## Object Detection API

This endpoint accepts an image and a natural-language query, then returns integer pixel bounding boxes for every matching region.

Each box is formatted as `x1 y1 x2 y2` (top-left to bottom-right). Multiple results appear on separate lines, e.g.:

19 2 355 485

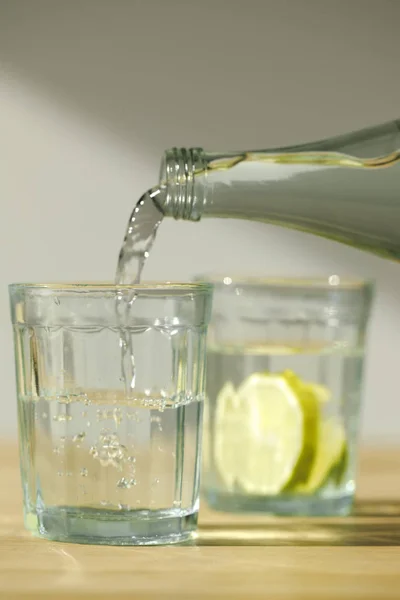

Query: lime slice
232 372 319 495
283 370 331 405
296 417 347 493
214 382 243 490
308 383 331 404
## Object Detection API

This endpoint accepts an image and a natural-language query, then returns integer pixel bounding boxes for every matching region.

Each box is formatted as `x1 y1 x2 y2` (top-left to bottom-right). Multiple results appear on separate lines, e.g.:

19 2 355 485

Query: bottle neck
158 148 207 221
156 119 400 241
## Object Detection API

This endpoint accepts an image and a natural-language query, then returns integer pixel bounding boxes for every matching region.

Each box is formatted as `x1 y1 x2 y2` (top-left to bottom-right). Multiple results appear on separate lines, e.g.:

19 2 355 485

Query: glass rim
193 274 374 291
9 281 213 294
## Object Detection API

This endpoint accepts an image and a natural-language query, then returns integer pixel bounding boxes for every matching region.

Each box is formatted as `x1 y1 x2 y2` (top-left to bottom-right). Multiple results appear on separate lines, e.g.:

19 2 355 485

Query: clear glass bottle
155 119 400 260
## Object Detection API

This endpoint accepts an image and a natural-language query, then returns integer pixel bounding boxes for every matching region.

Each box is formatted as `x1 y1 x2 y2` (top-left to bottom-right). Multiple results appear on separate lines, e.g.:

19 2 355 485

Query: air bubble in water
113 408 122 427
73 432 86 444
57 396 71 404
90 432 127 469
127 411 140 422
117 477 129 489
117 477 136 489
53 413 72 422
97 409 111 422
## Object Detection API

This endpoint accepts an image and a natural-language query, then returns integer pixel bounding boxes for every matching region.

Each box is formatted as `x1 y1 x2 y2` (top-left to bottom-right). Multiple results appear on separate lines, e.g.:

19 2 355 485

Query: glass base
25 506 198 545
205 490 354 516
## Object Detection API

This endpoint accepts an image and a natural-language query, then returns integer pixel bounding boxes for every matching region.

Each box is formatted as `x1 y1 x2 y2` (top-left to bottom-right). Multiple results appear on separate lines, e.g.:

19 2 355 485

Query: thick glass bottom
25 506 198 545
205 490 354 516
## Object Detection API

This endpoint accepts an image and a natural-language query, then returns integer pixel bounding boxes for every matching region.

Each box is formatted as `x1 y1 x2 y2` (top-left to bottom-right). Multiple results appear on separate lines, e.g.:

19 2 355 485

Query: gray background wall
0 0 399 440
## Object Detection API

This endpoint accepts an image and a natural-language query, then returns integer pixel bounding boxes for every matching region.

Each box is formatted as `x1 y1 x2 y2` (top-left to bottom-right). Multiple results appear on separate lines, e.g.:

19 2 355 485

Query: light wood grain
0 443 400 599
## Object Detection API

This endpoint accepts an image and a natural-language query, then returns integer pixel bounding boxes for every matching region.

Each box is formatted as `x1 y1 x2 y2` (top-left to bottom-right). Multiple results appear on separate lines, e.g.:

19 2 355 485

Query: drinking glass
197 276 373 516
9 282 212 545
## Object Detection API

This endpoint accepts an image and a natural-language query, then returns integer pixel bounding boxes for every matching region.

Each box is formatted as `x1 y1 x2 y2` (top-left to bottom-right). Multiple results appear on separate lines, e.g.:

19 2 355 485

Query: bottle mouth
159 148 206 221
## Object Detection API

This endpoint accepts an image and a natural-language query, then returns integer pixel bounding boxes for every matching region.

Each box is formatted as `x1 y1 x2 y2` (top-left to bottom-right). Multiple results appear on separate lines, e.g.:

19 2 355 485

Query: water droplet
86 421 91 427
127 456 136 464
66 471 73 477
53 447 60 455
80 467 88 477
173 500 181 508
41 412 48 419
57 471 63 477
153 478 160 485
73 432 86 444
60 436 66 443
158 446 164 453
81 410 88 417
54 296 60 306
118 503 129 510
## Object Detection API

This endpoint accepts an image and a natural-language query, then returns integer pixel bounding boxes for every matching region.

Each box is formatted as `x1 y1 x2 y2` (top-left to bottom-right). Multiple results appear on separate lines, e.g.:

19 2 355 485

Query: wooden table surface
1 443 400 599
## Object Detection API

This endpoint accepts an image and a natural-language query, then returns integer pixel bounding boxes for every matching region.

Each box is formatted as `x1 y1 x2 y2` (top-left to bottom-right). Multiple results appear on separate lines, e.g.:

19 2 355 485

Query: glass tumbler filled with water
10 282 212 545
117 118 400 285
198 276 373 516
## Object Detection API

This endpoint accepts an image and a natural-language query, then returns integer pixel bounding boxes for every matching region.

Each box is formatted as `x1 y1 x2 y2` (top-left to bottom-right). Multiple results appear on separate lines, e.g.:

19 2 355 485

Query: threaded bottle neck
158 147 207 221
